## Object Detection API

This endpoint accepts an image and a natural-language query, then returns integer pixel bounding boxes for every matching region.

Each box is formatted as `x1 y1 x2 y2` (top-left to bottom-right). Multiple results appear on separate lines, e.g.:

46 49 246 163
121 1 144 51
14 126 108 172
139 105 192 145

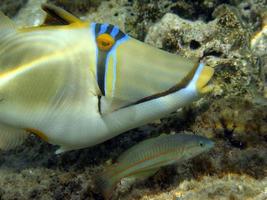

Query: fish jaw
187 63 214 95
98 36 200 114
100 64 207 136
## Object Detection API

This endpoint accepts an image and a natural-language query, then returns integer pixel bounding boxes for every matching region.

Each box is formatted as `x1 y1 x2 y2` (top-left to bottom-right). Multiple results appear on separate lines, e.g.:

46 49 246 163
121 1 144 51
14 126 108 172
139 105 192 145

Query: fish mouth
196 65 214 94
207 140 215 150
120 63 214 109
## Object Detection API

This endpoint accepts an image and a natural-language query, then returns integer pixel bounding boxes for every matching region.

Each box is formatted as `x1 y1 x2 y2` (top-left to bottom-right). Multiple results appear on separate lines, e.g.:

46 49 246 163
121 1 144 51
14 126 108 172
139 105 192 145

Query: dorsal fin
0 11 16 38
41 3 82 25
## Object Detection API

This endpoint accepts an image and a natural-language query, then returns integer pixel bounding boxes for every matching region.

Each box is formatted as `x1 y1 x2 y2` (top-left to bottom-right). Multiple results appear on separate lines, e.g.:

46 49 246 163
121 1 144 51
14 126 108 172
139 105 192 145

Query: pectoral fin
41 3 82 25
55 146 73 154
0 123 28 150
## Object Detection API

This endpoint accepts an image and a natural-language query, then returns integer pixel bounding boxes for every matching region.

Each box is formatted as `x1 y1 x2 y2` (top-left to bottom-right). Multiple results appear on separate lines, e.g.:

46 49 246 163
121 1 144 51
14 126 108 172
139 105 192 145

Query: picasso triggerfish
0 4 214 153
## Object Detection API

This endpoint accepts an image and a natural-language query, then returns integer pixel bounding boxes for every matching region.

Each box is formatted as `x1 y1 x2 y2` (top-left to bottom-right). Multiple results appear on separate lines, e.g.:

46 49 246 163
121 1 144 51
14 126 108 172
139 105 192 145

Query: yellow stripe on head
106 54 115 96
196 65 214 94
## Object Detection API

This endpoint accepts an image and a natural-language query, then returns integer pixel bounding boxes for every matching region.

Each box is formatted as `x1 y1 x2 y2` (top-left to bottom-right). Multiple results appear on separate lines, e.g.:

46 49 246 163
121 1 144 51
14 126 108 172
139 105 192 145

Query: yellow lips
196 65 214 94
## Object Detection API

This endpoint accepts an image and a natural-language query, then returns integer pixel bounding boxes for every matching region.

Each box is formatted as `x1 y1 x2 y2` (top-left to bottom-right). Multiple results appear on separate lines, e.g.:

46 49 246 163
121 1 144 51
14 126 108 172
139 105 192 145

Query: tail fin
0 123 28 150
95 166 120 200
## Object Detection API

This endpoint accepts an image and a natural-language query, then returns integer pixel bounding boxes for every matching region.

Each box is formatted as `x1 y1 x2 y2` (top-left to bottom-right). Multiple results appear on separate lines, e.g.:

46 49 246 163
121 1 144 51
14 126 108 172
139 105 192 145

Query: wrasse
96 133 214 199
0 4 214 153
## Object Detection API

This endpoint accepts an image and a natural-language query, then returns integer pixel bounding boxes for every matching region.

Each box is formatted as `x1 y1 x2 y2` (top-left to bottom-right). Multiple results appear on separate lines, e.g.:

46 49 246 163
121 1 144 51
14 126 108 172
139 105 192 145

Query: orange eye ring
96 33 115 51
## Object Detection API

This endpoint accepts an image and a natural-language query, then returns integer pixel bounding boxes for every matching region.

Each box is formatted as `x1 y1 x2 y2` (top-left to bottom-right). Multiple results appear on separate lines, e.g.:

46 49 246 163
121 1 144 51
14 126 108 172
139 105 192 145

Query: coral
171 174 267 200
145 8 261 100
0 0 28 17
80 0 131 33
13 0 48 27
235 0 267 31
0 0 266 200
47 0 102 15
193 97 267 147
250 11 267 97
140 174 267 200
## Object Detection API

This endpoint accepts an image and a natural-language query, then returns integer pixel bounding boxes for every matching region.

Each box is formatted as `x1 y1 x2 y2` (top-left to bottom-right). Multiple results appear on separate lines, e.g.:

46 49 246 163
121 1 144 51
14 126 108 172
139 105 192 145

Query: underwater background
0 0 266 199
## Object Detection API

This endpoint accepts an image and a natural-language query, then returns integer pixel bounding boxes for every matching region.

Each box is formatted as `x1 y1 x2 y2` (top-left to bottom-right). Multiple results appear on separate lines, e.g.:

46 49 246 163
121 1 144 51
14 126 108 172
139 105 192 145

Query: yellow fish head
91 23 214 113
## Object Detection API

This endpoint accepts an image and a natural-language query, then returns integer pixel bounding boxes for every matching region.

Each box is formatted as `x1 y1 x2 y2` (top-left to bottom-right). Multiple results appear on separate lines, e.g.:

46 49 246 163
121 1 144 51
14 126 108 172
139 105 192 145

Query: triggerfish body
96 133 214 199
0 4 214 153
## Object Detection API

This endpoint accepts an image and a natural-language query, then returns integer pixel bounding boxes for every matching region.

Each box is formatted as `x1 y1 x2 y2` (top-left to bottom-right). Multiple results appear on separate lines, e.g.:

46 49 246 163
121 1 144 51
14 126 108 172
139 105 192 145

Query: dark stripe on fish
118 61 200 110
96 50 108 96
106 25 114 34
115 30 126 41
95 23 101 36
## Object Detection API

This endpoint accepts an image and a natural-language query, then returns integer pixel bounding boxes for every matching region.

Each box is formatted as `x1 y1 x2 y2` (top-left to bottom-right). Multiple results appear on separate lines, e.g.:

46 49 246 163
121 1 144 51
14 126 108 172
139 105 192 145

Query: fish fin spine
55 146 73 154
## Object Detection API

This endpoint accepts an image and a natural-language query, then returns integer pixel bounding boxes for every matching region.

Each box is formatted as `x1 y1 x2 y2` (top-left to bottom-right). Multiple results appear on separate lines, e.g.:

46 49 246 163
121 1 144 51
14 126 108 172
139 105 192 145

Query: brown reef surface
0 0 266 200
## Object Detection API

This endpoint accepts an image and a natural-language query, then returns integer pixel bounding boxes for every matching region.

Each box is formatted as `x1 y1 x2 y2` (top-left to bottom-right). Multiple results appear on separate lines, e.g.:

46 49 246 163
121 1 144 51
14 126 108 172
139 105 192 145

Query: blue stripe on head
187 62 204 91
191 63 204 84
99 23 109 35
110 26 120 38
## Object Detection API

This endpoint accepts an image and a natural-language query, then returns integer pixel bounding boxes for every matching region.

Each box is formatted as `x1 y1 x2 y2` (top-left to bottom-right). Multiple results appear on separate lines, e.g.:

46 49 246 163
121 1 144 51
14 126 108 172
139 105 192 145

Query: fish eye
199 141 205 147
96 33 115 51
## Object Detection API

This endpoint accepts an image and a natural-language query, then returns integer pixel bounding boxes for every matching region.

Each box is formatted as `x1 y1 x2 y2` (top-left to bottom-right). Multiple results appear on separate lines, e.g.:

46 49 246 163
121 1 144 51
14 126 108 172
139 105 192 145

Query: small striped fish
96 133 214 199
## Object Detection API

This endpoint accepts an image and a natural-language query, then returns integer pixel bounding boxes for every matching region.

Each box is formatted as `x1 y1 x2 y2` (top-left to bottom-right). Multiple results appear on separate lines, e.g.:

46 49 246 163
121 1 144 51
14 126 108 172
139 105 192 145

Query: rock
0 0 266 200
145 8 261 100
14 0 47 27
0 0 28 18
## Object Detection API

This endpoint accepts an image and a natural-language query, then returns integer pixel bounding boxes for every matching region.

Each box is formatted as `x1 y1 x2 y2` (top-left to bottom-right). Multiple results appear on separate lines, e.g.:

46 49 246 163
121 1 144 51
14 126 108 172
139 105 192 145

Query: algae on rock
0 0 266 200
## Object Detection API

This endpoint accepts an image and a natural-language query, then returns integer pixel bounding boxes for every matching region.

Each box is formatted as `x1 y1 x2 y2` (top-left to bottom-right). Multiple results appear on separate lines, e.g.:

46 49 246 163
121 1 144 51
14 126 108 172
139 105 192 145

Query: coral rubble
0 0 266 200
